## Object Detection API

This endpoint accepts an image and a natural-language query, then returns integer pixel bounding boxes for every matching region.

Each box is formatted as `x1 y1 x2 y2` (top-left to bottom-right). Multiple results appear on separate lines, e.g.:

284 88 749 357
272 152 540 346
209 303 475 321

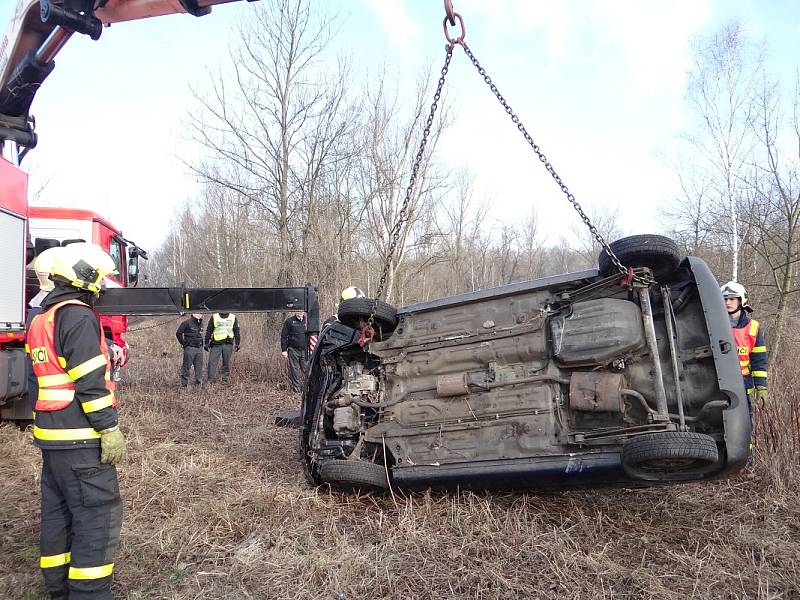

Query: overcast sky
1 0 796 252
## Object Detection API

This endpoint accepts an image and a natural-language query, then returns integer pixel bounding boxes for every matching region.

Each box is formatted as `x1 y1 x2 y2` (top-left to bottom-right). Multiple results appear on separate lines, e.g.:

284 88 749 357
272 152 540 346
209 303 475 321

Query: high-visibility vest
212 313 236 342
732 318 759 377
26 299 116 412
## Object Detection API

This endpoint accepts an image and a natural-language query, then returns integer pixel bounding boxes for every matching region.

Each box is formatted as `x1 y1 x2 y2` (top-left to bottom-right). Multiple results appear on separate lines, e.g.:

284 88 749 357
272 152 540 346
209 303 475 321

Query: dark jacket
34 287 118 449
176 317 204 347
281 315 307 352
204 313 241 347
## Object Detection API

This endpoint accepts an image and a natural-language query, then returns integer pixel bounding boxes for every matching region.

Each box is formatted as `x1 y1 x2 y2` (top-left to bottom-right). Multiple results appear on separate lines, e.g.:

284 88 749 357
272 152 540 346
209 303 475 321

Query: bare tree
355 68 451 302
684 23 763 281
187 0 343 285
742 74 800 355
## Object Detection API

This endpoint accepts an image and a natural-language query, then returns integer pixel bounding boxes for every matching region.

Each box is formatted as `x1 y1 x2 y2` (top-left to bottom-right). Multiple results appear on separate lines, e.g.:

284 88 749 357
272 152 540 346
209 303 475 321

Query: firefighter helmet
50 242 116 294
32 247 65 292
721 281 749 310
340 286 365 301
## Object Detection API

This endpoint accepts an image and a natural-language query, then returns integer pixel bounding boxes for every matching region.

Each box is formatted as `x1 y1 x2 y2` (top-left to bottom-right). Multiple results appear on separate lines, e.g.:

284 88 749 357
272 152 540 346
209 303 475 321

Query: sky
1 0 797 253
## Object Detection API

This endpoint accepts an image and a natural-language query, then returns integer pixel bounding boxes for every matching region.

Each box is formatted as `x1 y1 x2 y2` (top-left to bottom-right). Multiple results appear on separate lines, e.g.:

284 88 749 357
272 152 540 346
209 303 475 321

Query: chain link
126 314 183 333
364 45 455 338
458 43 653 286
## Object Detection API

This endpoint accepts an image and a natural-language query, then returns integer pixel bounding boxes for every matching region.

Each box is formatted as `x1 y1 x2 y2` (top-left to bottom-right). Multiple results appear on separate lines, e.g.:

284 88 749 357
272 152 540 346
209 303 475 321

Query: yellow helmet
32 246 65 292
340 286 365 301
50 242 116 294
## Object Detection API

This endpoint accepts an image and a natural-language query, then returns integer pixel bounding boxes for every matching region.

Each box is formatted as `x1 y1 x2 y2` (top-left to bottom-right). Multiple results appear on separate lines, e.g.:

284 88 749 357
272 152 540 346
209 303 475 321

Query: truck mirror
128 255 139 286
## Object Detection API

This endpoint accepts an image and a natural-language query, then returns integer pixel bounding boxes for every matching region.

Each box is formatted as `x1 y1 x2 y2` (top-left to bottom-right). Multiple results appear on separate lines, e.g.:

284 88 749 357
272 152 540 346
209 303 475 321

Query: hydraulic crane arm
0 0 256 149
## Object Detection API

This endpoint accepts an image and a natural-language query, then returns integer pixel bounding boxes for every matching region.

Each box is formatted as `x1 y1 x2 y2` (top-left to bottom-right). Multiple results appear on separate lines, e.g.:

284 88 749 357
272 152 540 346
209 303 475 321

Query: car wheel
622 431 719 481
319 460 389 493
598 234 681 280
337 297 399 334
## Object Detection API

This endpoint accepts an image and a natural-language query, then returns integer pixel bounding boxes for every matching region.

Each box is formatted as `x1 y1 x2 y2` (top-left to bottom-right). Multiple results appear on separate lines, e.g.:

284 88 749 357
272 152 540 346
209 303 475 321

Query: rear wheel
598 234 681 281
622 431 719 481
319 460 389 493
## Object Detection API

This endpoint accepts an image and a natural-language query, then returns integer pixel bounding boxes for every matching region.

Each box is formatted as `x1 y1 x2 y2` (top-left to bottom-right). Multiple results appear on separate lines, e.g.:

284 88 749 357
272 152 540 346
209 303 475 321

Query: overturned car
300 235 751 492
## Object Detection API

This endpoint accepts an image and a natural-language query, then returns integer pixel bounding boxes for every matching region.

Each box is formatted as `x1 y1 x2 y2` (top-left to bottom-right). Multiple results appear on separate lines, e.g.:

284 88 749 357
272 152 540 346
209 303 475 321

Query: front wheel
319 460 389 493
622 431 720 481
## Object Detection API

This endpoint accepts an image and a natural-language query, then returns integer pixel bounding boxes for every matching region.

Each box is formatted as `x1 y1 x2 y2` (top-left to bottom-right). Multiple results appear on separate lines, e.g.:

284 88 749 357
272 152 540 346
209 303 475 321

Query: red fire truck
0 0 253 420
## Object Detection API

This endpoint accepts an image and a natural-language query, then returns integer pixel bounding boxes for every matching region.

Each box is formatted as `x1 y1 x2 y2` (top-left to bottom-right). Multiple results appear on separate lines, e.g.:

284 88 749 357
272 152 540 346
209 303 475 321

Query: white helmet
51 242 117 294
721 281 750 311
32 247 65 292
340 286 365 301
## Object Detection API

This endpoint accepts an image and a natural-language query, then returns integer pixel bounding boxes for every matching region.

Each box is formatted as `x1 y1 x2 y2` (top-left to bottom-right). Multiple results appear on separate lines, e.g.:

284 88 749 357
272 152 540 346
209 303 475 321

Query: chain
363 44 455 339
126 314 183 333
457 42 653 286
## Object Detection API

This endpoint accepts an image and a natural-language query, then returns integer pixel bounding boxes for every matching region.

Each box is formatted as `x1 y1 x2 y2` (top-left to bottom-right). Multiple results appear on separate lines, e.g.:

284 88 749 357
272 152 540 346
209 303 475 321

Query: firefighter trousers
40 447 122 600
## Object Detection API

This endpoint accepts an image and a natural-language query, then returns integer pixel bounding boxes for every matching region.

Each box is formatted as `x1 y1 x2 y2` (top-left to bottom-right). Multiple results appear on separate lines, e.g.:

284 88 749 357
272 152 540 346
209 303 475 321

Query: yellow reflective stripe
33 426 101 441
749 321 759 336
69 563 114 580
40 552 70 568
38 389 75 401
81 393 115 413
67 355 107 380
58 357 67 368
37 373 73 387
24 343 30 352
752 346 766 353
751 371 768 378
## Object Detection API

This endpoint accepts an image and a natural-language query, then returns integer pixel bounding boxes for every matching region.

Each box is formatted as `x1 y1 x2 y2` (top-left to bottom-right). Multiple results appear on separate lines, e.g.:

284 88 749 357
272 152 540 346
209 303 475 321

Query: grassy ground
0 324 798 599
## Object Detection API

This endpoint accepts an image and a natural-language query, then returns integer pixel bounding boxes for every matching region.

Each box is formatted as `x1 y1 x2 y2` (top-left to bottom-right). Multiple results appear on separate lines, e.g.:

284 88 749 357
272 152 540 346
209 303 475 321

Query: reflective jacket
205 313 240 346
26 299 117 449
731 312 767 391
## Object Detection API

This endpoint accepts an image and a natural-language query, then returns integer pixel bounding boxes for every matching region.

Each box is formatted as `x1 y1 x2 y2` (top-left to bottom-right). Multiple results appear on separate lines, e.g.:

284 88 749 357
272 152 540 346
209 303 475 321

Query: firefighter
280 310 309 392
721 281 768 406
26 242 126 600
175 313 205 388
204 312 240 384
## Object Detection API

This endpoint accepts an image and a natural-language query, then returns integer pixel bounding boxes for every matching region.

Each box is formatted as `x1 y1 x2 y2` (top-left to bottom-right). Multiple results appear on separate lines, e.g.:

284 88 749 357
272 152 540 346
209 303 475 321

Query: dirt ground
1 325 798 599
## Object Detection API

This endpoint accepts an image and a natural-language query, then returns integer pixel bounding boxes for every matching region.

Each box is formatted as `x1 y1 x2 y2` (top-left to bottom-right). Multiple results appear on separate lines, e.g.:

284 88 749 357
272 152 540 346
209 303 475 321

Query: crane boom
0 0 255 150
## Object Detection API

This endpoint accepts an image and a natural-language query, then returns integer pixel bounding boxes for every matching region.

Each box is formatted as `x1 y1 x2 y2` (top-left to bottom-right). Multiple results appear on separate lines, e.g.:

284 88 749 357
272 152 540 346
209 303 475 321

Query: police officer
721 281 768 406
280 310 310 392
26 242 126 600
204 312 240 384
176 313 205 388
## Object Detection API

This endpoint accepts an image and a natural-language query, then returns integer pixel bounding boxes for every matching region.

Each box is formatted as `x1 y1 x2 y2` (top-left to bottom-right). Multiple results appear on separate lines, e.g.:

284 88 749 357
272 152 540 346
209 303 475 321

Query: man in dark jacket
176 313 204 388
27 242 126 600
281 311 308 392
204 312 240 384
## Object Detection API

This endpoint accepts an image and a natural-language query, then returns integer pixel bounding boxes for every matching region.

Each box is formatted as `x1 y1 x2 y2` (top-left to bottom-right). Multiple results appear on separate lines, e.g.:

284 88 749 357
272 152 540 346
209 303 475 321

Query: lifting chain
361 44 455 344
361 1 651 344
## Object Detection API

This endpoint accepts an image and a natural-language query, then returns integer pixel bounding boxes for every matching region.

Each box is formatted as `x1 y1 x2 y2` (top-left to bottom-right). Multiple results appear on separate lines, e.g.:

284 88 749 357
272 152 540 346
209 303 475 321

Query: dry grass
1 324 798 599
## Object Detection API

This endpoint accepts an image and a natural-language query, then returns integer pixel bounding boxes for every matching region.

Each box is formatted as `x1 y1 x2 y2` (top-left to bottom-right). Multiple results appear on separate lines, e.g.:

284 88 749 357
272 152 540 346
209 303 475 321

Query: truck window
109 238 123 281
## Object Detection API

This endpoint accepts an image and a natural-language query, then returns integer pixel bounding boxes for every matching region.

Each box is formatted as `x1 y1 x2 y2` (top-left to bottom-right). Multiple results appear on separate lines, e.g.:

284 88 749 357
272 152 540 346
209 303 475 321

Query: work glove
100 427 127 465
281 351 288 359
755 386 768 408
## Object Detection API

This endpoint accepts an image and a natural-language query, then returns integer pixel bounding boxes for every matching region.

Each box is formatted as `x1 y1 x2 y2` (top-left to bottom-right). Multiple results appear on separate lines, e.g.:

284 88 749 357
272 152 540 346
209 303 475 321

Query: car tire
337 297 399 334
598 234 681 280
622 431 720 481
319 460 389 493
